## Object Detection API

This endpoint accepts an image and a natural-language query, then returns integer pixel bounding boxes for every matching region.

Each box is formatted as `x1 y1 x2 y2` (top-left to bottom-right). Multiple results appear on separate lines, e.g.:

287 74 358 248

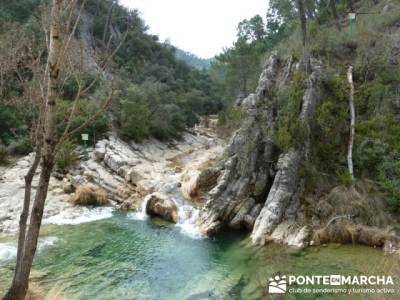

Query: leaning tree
2 0 127 298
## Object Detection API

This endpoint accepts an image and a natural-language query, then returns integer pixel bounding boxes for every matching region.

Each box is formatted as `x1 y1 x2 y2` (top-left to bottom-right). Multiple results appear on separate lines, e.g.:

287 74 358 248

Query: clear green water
1 212 399 299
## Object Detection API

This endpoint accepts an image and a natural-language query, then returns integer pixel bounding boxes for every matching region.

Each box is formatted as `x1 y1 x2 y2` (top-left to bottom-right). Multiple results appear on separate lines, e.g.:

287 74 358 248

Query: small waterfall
124 131 224 240
129 195 151 221
129 194 203 239
176 205 202 239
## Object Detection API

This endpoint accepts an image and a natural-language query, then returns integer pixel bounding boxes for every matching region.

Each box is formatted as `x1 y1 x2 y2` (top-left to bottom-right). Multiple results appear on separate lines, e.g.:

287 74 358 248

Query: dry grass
26 284 68 300
25 284 43 300
311 180 399 249
315 180 392 228
327 181 392 227
69 184 108 206
313 223 398 248
44 286 67 300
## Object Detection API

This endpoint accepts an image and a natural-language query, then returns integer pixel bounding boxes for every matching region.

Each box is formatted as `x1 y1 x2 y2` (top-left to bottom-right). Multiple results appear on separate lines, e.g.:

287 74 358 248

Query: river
1 210 399 299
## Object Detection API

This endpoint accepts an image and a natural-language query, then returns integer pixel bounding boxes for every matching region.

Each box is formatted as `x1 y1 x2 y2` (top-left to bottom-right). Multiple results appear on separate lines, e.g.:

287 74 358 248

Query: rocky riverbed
1 109 399 253
0 124 224 237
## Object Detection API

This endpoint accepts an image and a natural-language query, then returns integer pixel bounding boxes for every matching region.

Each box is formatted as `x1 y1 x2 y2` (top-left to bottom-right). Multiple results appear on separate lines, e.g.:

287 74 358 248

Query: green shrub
353 139 400 211
0 104 30 145
149 104 186 140
56 99 108 144
115 81 190 141
230 107 245 129
355 80 389 116
217 110 227 127
7 138 33 155
216 106 244 138
312 74 349 172
55 140 79 174
273 71 306 151
0 146 9 165
377 157 400 212
274 121 292 151
336 168 353 186
0 0 41 23
356 114 400 151
354 139 387 178
119 100 151 142
62 72 99 100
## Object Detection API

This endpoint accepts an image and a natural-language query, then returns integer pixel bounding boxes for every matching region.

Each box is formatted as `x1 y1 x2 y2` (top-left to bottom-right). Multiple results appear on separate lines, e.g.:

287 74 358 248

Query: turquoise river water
0 211 399 299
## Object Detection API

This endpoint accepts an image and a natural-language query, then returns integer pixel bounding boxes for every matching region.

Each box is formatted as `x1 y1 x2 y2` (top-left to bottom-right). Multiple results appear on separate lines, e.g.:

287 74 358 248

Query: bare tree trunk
329 0 341 31
347 65 355 181
4 0 123 297
2 1 63 299
10 144 41 289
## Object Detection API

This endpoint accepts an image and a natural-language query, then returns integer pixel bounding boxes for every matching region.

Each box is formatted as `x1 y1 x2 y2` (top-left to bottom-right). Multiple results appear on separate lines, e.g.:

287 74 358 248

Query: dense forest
0 0 225 152
175 48 212 70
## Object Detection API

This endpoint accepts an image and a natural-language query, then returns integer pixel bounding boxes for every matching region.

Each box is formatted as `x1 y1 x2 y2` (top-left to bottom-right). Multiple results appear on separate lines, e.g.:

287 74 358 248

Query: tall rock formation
197 53 324 246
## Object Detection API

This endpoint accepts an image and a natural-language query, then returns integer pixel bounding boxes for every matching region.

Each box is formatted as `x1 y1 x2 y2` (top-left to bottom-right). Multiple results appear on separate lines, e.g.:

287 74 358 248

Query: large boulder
145 193 178 223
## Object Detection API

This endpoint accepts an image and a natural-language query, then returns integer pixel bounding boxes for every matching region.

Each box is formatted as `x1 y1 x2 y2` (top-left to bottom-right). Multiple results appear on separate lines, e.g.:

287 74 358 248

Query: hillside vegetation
212 0 400 213
0 0 225 153
175 48 212 70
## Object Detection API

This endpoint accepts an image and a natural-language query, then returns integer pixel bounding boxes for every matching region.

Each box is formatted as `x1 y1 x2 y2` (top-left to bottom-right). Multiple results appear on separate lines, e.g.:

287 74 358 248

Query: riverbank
1 213 399 299
1 123 400 299
0 125 223 236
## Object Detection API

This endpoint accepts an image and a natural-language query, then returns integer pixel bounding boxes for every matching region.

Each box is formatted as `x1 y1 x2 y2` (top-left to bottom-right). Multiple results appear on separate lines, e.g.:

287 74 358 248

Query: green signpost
81 133 89 161
348 13 356 35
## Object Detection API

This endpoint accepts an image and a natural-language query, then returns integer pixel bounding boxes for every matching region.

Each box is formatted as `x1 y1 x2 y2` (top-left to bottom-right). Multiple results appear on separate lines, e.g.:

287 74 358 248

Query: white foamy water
129 195 204 239
176 206 203 239
0 236 60 265
0 244 16 263
43 207 114 225
38 236 60 249
128 195 150 221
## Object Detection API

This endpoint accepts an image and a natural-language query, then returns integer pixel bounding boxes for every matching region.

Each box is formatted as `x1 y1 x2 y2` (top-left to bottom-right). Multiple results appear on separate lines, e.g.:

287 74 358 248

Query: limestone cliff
197 48 400 251
197 53 324 246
